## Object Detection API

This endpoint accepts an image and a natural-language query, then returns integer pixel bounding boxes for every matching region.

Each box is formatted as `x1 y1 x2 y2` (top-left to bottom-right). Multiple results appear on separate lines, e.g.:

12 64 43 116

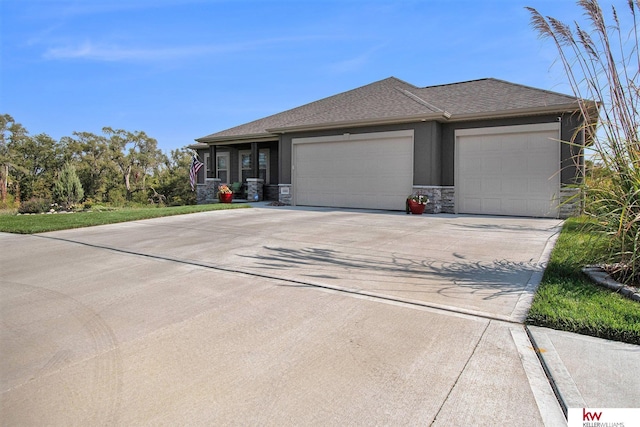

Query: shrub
18 197 51 214
0 193 18 210
53 162 84 210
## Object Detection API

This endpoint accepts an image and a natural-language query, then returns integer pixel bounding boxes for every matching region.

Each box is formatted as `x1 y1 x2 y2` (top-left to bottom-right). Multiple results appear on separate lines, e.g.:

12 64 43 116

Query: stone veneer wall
197 179 220 204
279 184 292 205
413 185 582 218
441 187 455 213
246 178 264 202
559 186 583 219
411 186 455 214
272 183 578 218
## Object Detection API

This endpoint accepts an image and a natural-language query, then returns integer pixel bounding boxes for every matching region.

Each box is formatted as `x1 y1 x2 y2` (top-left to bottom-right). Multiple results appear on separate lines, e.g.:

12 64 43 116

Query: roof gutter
447 103 587 122
195 133 279 144
187 142 209 150
193 101 596 145
266 112 447 134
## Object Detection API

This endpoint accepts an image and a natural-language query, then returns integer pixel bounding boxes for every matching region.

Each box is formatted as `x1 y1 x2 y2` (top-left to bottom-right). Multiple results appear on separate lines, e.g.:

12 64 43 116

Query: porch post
250 142 259 178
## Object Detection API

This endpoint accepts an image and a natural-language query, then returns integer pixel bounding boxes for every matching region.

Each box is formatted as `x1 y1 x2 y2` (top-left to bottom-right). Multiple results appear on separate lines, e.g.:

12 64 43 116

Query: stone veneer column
410 186 455 214
279 184 292 205
559 186 583 218
246 178 264 202
197 178 221 204
440 187 455 213
408 185 581 217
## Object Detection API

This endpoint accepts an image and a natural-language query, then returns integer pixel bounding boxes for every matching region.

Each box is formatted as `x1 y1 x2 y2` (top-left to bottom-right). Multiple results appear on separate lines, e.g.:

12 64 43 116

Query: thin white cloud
25 0 212 20
43 40 226 62
42 35 343 63
326 44 386 74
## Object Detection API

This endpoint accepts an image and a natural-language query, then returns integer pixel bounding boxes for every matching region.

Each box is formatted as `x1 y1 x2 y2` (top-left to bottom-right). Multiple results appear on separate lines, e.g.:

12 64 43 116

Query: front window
259 151 268 182
239 149 269 183
217 153 229 182
240 152 252 182
203 153 211 179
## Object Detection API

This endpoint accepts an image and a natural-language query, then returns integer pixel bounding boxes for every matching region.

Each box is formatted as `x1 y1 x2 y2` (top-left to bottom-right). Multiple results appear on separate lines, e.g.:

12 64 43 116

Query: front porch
197 178 280 204
196 140 279 204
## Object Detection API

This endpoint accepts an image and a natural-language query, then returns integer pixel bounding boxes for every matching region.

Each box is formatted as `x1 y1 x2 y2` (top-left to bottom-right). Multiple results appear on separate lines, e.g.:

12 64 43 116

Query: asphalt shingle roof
197 77 580 142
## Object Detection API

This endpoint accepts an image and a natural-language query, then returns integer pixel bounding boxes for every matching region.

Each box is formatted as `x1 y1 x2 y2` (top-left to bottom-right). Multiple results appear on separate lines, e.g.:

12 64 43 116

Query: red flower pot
408 199 426 215
219 192 233 203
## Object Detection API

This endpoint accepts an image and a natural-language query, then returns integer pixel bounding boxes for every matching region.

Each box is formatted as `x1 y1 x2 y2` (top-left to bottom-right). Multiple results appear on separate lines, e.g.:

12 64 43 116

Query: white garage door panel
456 124 560 218
293 131 414 210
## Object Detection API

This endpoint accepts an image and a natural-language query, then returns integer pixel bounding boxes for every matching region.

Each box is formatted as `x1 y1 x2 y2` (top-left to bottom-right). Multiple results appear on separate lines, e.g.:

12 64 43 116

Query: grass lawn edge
526 217 640 345
0 203 250 234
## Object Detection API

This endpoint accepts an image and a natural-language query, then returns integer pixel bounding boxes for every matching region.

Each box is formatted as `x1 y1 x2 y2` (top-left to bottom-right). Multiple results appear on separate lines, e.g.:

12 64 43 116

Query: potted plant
217 184 233 203
406 193 429 215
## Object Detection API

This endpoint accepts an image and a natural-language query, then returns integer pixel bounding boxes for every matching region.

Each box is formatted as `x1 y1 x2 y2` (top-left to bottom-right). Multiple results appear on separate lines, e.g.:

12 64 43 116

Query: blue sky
1 0 600 153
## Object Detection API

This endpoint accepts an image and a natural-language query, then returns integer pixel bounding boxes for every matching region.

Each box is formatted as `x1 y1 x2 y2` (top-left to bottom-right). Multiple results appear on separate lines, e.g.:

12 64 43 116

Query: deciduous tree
103 127 166 201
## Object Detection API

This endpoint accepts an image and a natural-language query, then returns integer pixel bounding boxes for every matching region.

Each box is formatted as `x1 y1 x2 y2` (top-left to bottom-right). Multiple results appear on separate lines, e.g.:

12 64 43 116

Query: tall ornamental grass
528 0 640 283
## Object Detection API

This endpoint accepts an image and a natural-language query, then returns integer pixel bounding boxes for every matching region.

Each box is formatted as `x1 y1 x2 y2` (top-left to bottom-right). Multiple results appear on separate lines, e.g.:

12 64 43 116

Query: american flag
189 154 204 191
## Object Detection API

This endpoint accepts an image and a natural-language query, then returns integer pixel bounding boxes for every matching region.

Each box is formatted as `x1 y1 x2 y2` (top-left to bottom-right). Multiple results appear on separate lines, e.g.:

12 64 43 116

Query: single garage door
292 130 414 210
455 123 560 218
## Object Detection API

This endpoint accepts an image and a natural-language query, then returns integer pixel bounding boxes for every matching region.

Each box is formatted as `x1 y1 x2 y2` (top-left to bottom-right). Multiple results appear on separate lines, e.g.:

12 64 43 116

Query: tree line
0 113 197 210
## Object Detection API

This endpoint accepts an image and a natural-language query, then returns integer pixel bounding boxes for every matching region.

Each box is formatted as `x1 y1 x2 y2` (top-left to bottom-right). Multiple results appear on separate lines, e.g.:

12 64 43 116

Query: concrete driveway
1 206 565 425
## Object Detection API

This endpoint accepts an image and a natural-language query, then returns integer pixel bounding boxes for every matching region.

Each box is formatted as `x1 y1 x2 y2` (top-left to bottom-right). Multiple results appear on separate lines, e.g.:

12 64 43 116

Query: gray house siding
278 121 443 186
414 121 442 186
194 77 591 216
560 113 585 185
197 113 585 213
277 113 585 188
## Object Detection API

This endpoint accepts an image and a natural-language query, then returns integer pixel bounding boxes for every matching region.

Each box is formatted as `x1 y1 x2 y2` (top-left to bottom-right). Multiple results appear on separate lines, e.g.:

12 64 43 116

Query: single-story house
192 76 594 218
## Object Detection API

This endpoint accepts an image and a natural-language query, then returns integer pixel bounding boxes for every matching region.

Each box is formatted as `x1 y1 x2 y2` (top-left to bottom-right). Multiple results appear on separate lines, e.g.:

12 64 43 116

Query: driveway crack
429 320 491 426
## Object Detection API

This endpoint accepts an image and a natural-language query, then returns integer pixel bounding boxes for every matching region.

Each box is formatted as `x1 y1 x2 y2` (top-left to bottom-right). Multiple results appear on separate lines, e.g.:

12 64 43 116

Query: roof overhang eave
447 103 586 122
187 142 209 150
195 132 279 145
266 113 448 134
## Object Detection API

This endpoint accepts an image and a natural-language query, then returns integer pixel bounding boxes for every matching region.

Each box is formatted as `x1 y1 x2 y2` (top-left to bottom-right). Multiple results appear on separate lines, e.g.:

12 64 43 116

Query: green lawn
527 217 640 345
0 203 249 234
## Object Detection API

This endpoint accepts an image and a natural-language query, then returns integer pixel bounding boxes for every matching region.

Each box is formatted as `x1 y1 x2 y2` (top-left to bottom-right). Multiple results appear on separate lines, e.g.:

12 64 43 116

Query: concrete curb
511 224 563 323
525 325 585 418
511 327 567 426
582 266 640 302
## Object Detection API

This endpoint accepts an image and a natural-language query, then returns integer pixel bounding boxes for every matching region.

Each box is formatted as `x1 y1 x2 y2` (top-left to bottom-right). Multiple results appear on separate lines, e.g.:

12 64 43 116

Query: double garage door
291 124 561 217
292 130 414 210
456 123 561 218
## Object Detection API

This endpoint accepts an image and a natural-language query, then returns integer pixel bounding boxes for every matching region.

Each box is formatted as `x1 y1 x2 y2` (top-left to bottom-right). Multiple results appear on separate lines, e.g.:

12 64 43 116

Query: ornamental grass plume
527 0 640 283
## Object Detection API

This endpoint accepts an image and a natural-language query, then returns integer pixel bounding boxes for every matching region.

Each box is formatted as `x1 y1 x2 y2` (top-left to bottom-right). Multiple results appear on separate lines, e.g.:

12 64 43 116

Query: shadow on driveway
240 245 542 302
